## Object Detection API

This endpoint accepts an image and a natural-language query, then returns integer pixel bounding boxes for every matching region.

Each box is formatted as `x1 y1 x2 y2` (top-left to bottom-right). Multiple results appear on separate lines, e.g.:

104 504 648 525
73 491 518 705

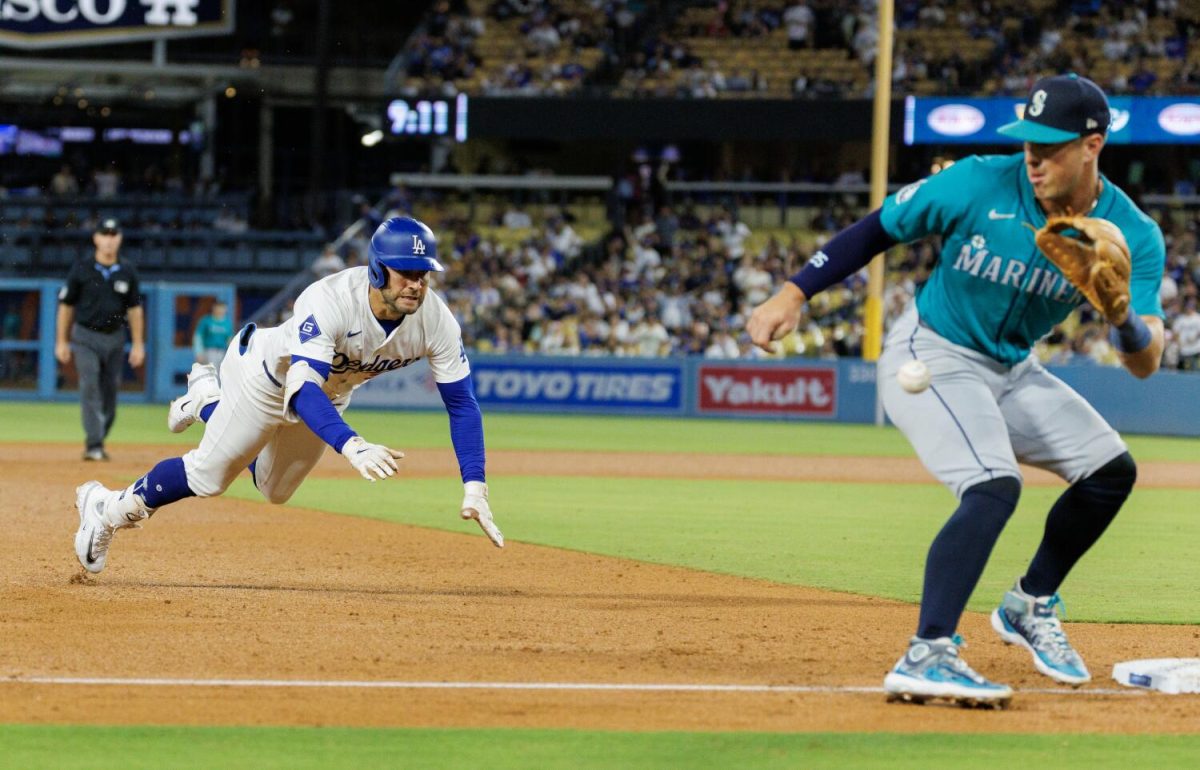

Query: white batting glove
461 481 504 548
340 436 404 481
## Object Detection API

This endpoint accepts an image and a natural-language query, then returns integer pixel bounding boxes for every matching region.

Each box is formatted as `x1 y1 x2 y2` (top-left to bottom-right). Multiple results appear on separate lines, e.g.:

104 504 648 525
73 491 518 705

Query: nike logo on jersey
988 209 1016 220
347 330 362 338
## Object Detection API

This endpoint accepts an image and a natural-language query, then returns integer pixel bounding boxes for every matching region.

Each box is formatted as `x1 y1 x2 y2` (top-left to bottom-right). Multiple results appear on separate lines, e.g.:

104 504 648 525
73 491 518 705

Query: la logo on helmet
1029 90 1047 117
412 236 426 255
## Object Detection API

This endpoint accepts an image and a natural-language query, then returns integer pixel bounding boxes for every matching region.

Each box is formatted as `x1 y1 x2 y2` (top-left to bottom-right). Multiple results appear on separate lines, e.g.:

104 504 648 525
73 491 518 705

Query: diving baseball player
74 216 503 575
748 75 1164 707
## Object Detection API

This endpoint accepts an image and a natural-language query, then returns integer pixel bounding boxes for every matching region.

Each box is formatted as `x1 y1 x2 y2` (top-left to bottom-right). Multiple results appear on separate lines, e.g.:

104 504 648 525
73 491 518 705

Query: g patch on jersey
298 314 322 343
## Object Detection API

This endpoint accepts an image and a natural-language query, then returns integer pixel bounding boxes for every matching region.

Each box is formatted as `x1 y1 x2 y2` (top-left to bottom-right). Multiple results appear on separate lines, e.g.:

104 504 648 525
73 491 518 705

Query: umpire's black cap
95 217 121 235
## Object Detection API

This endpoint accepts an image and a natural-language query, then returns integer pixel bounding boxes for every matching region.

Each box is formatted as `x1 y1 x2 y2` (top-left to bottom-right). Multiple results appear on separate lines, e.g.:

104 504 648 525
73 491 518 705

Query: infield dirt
2 443 1198 734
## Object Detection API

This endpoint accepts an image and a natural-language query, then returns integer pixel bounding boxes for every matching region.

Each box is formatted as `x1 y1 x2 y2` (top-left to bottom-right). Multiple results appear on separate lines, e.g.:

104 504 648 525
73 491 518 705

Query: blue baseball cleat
883 634 1012 708
991 580 1091 686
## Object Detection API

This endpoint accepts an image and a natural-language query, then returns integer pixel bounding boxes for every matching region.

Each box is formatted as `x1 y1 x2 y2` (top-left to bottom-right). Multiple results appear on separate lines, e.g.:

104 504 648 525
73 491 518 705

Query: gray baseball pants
71 324 126 451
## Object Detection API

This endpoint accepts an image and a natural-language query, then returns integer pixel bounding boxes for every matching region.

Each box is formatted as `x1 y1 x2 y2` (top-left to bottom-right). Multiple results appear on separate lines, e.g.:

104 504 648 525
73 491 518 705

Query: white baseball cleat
167 362 221 433
74 481 122 574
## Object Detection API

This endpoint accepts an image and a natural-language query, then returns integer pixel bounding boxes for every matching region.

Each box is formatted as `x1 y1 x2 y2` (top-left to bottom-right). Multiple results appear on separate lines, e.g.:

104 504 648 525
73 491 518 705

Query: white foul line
2 676 1144 696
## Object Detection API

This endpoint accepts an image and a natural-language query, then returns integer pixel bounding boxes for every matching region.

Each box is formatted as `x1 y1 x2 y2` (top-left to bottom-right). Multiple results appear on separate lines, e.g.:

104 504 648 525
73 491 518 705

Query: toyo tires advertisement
472 360 684 414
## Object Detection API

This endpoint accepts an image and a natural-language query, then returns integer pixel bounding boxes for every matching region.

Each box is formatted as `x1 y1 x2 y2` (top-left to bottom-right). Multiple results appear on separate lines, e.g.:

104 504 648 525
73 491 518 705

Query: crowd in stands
400 0 1198 100
295 192 1200 372
0 163 251 233
399 0 642 98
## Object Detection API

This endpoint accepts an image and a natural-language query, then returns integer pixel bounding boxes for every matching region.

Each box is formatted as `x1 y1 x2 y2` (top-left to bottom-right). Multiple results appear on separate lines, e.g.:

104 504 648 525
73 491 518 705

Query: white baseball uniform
182 266 469 502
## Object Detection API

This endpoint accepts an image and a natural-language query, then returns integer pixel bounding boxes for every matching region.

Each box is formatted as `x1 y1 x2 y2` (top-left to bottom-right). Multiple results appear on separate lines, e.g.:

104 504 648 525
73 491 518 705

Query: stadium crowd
304 196 1200 371
401 0 1199 100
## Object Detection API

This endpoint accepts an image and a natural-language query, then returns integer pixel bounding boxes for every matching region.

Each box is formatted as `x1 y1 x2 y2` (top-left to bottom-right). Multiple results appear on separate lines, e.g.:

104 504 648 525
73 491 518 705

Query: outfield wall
2 279 1196 436
354 354 1200 438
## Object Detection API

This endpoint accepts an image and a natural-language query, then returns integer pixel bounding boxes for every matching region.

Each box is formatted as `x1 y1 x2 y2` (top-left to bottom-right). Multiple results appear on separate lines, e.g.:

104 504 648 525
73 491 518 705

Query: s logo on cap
1029 89 1047 117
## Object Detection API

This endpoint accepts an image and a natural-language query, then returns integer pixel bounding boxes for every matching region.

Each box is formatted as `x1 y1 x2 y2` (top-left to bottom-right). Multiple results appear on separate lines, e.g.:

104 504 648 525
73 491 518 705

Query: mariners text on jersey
880 153 1165 365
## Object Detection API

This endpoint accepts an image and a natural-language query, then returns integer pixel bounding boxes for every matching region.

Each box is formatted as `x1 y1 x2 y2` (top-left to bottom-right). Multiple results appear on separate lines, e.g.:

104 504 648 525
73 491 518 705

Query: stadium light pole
863 0 894 365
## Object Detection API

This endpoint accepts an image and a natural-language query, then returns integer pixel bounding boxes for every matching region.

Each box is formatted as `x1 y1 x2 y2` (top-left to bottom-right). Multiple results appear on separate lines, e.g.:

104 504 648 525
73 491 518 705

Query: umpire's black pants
71 324 125 451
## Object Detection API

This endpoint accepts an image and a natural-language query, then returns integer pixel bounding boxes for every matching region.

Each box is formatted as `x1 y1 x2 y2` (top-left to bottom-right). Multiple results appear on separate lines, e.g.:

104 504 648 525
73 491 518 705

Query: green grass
3 401 1196 621
7 403 1200 760
227 475 1200 624
4 726 1200 770
4 403 1199 461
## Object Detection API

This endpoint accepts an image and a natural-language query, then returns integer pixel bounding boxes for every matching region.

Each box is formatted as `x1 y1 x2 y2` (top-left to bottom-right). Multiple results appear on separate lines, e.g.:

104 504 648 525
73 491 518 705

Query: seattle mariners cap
95 217 121 234
998 74 1110 144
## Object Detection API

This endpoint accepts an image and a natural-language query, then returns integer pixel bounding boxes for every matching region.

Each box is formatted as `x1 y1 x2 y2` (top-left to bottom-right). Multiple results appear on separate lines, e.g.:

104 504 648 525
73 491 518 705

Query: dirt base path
2 443 1198 733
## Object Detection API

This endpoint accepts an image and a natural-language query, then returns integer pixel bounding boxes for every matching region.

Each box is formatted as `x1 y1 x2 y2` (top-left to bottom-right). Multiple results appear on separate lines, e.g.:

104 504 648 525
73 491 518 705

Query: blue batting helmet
367 216 444 288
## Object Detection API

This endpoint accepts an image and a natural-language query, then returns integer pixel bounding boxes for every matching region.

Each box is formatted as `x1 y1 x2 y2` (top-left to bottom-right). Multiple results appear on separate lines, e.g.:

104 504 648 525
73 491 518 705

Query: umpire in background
54 218 145 461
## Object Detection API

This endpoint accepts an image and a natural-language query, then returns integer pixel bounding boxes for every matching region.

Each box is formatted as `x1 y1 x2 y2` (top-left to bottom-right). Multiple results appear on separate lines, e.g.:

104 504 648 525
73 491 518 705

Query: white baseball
897 359 931 394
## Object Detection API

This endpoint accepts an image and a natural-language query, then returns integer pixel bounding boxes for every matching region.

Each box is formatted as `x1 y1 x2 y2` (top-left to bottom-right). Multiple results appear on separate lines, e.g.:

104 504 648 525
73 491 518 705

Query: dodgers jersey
880 153 1165 365
257 267 469 400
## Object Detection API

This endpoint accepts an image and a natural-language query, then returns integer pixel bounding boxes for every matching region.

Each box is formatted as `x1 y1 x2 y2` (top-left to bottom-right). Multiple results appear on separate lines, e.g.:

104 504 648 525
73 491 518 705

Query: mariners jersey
258 267 469 399
879 153 1165 365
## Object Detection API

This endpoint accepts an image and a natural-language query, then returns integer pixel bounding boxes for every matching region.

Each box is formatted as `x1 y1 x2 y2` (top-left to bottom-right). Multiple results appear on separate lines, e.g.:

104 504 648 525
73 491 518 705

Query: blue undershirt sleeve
437 374 486 483
290 354 332 379
290 381 356 453
790 209 897 300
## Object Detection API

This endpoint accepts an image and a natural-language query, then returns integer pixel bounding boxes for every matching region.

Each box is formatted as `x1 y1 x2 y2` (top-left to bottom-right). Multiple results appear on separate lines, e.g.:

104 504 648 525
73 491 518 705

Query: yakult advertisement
697 365 837 416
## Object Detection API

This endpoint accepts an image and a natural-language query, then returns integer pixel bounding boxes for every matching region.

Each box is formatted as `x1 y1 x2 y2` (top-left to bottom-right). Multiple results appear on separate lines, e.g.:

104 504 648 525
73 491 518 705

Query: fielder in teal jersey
748 74 1165 707
193 300 234 368
880 152 1164 365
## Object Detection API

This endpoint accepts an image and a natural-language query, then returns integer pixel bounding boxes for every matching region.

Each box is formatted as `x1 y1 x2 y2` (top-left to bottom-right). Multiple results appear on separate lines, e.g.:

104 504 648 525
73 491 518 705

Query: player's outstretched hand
461 481 504 548
747 282 807 353
340 436 404 481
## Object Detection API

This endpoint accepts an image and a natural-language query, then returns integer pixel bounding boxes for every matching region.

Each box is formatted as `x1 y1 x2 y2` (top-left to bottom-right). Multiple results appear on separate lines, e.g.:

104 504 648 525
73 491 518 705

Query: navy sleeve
290 381 356 452
290 354 332 379
789 209 896 299
437 374 486 483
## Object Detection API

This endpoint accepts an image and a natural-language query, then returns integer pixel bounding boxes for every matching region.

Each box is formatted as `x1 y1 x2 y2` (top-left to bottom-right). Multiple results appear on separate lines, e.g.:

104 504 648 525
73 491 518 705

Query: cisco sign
0 0 234 49
926 104 986 137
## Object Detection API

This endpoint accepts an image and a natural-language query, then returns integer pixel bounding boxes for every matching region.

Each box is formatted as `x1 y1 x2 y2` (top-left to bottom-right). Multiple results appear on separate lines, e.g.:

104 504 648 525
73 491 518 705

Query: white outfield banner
0 0 234 49
351 361 446 410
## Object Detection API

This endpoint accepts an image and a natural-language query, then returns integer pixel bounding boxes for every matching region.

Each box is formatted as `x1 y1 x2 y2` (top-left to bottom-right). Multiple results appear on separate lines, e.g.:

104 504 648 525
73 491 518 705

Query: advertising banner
0 0 234 50
697 364 837 417
905 95 1200 145
352 357 685 414
472 359 684 414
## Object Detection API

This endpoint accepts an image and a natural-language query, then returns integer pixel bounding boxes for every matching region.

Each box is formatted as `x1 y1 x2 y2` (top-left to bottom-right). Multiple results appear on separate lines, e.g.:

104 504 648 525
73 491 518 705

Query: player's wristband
1109 312 1152 354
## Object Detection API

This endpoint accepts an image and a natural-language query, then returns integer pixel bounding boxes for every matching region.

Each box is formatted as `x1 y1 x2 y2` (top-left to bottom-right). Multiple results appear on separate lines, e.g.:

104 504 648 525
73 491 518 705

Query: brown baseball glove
1034 215 1132 323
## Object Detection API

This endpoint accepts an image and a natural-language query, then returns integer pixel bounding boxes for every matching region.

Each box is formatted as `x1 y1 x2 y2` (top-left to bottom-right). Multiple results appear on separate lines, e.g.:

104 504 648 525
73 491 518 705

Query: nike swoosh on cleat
347 330 362 338
179 399 191 410
86 532 99 564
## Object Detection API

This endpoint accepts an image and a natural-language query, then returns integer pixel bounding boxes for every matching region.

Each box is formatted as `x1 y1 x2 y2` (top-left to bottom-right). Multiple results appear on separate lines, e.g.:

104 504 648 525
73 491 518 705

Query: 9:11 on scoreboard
386 94 469 142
